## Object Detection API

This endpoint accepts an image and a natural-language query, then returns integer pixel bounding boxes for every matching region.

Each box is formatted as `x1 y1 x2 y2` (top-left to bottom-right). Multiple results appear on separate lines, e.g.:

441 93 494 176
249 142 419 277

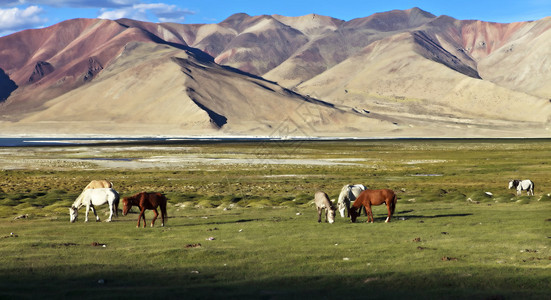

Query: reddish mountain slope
0 8 550 137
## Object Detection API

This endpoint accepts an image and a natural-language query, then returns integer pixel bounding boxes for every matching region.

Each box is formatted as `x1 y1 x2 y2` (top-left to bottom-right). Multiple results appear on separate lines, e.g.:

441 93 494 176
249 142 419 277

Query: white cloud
99 3 194 23
5 1 139 8
0 6 47 35
0 1 195 35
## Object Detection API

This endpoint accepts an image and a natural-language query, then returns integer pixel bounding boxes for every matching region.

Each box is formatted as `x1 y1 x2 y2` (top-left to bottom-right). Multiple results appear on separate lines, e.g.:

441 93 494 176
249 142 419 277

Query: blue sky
1 0 551 36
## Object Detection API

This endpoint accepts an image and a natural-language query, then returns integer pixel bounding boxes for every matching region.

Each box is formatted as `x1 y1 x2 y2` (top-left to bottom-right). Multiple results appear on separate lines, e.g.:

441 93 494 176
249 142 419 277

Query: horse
314 191 336 224
83 179 113 190
350 189 397 223
122 192 168 228
508 179 534 196
337 184 367 218
69 188 119 223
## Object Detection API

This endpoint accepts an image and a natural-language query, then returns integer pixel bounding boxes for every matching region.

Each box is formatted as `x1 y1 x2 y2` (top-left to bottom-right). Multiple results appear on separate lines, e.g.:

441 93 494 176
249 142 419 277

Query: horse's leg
366 204 373 223
84 205 90 222
151 208 159 227
90 205 100 222
345 201 350 217
137 208 145 228
317 207 322 223
385 201 392 223
161 204 167 227
141 208 148 228
107 203 113 222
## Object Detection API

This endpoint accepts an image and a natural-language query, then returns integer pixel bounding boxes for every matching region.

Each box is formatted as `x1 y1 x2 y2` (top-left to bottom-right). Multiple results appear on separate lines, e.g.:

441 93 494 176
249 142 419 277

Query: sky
1 0 551 37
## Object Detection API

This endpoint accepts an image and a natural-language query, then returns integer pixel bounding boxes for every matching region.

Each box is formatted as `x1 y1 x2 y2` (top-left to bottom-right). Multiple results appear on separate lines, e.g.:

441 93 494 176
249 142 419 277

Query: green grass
0 204 549 299
0 139 550 299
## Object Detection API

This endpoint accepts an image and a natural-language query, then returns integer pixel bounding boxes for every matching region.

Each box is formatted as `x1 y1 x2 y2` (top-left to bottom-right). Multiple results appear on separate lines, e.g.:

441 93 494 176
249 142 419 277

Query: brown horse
350 189 397 223
122 192 167 228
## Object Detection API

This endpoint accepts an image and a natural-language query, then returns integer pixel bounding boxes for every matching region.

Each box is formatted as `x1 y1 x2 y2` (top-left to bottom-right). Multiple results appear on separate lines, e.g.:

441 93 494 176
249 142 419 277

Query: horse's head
69 206 78 223
349 207 358 223
337 201 346 218
508 180 519 189
328 207 336 224
122 197 131 215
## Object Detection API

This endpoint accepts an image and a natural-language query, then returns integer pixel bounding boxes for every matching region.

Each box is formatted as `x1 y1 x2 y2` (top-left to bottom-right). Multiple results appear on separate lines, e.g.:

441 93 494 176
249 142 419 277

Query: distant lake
0 137 538 147
0 136 322 147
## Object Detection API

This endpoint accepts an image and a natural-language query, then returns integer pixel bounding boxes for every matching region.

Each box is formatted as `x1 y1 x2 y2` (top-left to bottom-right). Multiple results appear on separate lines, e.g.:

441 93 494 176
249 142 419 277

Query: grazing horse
70 188 119 223
350 189 397 223
314 191 336 224
337 184 366 218
508 179 534 196
123 192 168 228
83 179 113 190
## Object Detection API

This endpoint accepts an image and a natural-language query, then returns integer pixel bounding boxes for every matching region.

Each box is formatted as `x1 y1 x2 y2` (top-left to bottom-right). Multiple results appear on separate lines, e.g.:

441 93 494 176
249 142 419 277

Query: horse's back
86 188 117 204
134 192 167 208
314 191 331 207
84 180 112 190
357 188 395 204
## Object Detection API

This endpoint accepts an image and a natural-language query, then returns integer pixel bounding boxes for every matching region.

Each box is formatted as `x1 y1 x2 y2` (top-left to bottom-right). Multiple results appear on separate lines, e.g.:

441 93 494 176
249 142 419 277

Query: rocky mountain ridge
1 7 550 137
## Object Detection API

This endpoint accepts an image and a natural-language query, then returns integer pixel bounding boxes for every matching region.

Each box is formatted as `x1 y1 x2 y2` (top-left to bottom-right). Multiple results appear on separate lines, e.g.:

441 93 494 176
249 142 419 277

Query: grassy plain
0 139 549 299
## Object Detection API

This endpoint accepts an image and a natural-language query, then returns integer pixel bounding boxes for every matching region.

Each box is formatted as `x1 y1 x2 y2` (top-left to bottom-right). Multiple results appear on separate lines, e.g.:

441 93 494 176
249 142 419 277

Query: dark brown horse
350 189 397 223
122 192 168 228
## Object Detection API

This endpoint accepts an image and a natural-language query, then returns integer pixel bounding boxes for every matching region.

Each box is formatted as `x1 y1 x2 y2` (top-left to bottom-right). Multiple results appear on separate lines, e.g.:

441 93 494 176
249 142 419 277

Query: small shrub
538 194 551 202
196 199 219 208
280 201 297 207
515 197 531 204
272 196 294 204
293 193 311 205
493 193 516 203
0 198 20 206
247 199 274 208
468 191 494 203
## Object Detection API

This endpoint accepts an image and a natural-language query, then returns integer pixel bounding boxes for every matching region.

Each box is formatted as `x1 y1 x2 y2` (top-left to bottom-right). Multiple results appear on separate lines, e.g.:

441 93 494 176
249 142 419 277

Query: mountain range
1 7 550 138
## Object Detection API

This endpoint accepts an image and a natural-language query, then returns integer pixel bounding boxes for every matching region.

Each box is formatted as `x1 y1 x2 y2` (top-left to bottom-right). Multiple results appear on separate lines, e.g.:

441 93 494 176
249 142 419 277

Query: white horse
508 179 534 196
69 188 119 223
314 191 336 224
337 184 366 218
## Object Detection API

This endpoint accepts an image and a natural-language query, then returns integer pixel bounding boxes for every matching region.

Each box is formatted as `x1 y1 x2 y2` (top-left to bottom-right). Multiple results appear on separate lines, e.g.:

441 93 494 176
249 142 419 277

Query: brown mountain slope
5 42 398 137
1 8 551 137
0 18 166 116
296 31 551 133
476 17 551 98
264 8 438 87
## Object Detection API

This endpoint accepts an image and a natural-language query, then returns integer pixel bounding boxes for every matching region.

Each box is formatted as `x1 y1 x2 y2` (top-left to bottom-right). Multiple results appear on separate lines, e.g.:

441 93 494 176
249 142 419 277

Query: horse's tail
390 194 397 215
113 189 120 217
161 194 168 224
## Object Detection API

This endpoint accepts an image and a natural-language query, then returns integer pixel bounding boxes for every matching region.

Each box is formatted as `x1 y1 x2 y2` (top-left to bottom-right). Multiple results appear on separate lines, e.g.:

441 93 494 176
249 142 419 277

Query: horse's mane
124 192 144 204
72 189 88 209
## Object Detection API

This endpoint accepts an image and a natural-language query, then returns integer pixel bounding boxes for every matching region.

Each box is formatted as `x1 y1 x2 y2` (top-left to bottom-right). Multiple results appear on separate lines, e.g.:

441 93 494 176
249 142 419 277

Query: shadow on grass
0 265 547 300
357 210 474 222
